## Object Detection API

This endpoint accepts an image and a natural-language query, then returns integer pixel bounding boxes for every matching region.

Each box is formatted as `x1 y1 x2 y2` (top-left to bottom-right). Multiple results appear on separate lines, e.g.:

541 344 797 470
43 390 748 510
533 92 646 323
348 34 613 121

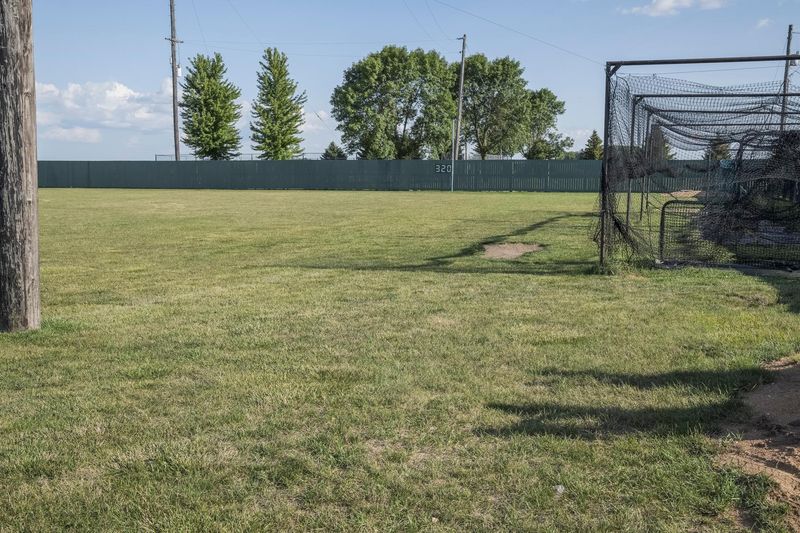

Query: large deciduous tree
331 46 455 160
459 54 531 160
523 88 573 160
251 48 307 160
180 53 242 160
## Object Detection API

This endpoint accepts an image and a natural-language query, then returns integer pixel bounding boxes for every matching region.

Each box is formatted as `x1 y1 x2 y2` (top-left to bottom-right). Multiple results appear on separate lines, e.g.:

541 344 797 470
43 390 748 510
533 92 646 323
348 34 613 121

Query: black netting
599 74 800 269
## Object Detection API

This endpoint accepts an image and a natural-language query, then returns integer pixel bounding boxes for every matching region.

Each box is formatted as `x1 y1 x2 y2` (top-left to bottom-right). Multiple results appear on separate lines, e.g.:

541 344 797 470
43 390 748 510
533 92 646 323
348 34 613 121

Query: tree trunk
0 0 40 332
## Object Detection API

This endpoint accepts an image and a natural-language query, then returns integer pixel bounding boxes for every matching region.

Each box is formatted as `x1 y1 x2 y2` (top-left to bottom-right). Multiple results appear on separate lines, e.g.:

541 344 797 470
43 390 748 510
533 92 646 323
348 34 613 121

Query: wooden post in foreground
0 0 40 331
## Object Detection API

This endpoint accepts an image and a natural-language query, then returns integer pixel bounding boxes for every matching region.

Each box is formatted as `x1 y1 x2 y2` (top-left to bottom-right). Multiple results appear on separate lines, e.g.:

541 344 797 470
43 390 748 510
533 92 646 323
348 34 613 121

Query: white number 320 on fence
434 164 452 174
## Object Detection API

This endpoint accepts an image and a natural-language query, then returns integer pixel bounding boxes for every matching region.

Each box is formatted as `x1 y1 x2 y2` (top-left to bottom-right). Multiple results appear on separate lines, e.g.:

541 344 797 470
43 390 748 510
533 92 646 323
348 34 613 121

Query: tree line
179 46 607 161
180 49 306 160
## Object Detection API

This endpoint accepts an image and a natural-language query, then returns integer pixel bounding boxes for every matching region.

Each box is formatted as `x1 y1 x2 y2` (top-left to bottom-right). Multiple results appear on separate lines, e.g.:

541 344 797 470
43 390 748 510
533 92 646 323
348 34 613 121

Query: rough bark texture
0 0 40 331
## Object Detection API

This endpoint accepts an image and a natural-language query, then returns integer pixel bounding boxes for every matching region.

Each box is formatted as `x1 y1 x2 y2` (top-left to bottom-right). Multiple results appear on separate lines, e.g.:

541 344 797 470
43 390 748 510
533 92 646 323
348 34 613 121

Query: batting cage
597 55 800 270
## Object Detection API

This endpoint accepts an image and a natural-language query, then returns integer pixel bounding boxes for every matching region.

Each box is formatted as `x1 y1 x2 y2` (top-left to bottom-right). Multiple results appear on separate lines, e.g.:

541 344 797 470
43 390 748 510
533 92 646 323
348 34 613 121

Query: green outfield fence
37 159 716 192
38 160 603 191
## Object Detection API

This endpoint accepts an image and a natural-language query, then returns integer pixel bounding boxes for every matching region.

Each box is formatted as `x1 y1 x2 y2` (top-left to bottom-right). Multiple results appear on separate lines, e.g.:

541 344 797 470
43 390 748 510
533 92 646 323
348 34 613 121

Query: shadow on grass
421 213 591 266
749 270 800 314
257 213 599 277
529 367 765 392
479 367 768 439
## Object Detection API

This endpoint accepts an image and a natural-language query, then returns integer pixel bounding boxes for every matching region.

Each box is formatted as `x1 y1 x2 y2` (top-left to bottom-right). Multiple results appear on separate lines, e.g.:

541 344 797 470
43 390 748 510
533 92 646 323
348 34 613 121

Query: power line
180 38 451 46
313 111 336 132
430 0 601 66
222 0 266 48
424 0 451 40
190 0 210 54
401 0 434 40
181 43 364 58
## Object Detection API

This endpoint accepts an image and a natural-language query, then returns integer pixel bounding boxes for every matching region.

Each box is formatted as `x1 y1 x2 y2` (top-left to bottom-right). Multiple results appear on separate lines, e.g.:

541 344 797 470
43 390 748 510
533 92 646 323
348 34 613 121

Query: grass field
1 190 798 531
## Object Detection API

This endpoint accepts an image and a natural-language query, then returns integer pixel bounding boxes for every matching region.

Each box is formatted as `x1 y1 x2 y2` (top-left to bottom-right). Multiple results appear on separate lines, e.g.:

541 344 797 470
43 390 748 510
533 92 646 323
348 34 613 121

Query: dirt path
723 357 800 529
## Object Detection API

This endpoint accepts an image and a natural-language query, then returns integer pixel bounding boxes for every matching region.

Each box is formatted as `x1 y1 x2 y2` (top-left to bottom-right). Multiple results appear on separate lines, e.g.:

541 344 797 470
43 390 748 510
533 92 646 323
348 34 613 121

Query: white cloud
756 18 772 29
36 79 173 134
37 110 58 127
41 126 102 144
623 0 726 16
237 98 251 134
37 83 60 100
698 0 726 9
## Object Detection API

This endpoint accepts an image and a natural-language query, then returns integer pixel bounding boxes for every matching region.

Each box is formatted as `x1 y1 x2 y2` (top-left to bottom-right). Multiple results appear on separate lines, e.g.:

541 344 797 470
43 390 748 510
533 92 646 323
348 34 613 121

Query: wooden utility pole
781 24 794 132
0 0 41 331
168 0 181 161
454 34 467 160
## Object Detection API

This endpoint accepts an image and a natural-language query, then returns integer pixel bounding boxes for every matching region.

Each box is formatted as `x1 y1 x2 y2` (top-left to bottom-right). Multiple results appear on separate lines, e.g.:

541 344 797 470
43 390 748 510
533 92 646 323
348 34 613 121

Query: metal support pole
607 54 800 68
634 91 800 99
450 118 456 192
641 112 653 221
626 97 640 230
781 24 794 132
599 64 614 268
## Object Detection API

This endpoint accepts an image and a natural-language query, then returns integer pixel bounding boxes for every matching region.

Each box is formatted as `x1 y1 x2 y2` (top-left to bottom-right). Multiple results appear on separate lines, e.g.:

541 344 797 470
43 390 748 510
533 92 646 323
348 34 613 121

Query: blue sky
34 0 800 160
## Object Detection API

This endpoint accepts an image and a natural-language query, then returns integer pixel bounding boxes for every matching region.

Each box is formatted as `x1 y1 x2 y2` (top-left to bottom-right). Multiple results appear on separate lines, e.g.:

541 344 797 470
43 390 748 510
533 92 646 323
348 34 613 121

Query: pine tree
581 130 604 160
645 125 675 161
321 142 347 160
179 53 242 160
251 48 307 160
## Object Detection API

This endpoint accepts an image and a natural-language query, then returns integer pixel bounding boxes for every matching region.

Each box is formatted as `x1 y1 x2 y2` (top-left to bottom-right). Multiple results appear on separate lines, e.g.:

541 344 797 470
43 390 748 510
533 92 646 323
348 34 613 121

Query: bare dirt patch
483 243 542 260
671 189 703 199
722 357 800 529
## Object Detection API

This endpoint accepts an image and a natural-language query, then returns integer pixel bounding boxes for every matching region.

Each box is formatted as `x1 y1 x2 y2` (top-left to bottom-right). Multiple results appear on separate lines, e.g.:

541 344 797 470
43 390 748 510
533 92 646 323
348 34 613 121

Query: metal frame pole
652 109 800 115
626 96 642 230
599 64 616 268
634 92 800 99
653 122 798 127
607 54 800 67
781 25 794 132
450 118 456 192
641 112 653 220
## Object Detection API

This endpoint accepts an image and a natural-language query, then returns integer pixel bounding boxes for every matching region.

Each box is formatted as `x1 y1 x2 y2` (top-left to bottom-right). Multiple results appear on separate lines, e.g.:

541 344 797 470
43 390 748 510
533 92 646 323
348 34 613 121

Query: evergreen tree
180 53 242 160
321 142 347 160
251 48 307 160
646 125 675 161
704 135 731 161
581 130 604 160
